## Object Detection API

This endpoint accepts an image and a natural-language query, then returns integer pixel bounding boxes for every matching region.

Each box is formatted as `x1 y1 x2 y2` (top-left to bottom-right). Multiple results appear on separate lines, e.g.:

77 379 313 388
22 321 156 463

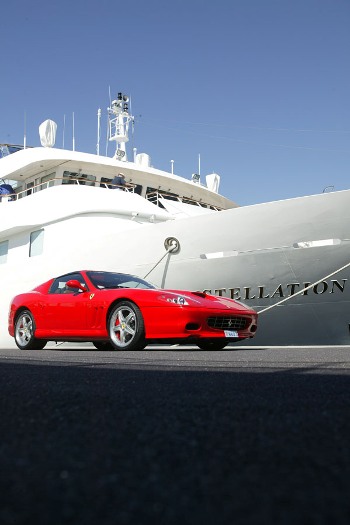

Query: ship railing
0 176 136 203
146 190 176 206
146 189 223 211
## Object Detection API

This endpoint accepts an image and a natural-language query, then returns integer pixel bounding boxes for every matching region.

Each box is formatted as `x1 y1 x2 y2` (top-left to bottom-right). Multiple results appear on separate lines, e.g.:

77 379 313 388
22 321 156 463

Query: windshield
87 271 156 290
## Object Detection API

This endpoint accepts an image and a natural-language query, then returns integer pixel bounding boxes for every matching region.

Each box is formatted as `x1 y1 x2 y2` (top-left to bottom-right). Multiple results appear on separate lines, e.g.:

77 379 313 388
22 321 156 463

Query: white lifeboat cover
39 119 57 148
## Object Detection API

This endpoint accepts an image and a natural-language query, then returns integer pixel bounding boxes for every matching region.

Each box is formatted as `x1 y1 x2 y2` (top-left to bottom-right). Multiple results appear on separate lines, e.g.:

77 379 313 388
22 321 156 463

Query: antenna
72 112 75 151
129 94 133 117
97 108 101 155
129 94 135 150
105 114 110 156
198 153 201 176
105 86 112 156
62 114 66 149
23 111 27 149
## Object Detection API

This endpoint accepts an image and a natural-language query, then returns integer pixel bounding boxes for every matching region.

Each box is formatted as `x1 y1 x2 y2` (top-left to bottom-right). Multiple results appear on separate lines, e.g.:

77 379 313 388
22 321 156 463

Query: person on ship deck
111 173 126 190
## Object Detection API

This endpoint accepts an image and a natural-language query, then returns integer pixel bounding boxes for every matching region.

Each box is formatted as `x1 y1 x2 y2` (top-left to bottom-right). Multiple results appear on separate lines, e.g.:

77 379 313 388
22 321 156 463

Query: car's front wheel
108 301 146 351
15 310 47 350
197 339 228 351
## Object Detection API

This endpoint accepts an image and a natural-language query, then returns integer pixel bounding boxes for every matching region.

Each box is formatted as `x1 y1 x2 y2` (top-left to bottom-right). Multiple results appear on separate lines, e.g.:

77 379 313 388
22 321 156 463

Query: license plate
224 330 239 338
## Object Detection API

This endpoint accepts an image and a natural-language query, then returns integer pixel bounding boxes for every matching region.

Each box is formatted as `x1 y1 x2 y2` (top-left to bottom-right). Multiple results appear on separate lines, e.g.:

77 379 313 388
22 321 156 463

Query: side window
63 171 96 186
100 177 112 188
41 172 56 189
29 229 44 257
49 273 88 294
26 181 34 196
0 240 9 264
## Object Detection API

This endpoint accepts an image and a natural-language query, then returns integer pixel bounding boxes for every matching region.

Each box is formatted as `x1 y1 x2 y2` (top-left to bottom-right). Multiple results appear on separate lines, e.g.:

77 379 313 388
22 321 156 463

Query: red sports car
8 270 258 351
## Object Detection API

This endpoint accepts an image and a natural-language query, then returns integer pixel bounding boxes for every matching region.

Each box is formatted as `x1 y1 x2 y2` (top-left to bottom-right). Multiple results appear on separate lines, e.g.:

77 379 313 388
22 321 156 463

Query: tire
15 310 47 350
108 301 146 351
197 339 228 351
93 341 114 351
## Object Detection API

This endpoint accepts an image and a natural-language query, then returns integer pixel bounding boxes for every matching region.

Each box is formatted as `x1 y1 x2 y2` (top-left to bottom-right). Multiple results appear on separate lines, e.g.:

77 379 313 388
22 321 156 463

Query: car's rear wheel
93 341 114 351
108 301 146 351
197 339 228 351
15 310 47 350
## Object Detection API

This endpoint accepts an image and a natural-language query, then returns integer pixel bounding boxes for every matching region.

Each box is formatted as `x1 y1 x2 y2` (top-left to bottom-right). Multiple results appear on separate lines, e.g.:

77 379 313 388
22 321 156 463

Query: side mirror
66 279 87 292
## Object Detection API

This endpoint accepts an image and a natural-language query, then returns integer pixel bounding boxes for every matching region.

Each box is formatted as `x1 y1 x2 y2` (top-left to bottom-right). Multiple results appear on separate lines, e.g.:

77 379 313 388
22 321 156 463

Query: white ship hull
1 183 349 347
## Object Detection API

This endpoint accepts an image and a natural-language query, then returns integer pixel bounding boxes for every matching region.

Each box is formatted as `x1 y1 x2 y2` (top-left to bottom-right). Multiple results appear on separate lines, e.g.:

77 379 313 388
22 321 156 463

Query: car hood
171 290 255 312
145 289 256 313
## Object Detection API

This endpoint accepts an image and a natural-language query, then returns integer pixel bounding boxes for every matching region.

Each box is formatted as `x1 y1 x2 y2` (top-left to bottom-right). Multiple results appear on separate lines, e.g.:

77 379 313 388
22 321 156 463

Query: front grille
207 316 250 330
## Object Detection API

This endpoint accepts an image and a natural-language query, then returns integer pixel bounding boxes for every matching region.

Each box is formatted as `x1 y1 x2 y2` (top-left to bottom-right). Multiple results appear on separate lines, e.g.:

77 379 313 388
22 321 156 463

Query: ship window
100 177 112 188
0 240 8 264
34 178 41 192
16 186 23 198
146 187 179 201
133 184 142 195
29 229 44 257
41 172 56 189
26 182 34 196
146 187 179 207
62 171 96 186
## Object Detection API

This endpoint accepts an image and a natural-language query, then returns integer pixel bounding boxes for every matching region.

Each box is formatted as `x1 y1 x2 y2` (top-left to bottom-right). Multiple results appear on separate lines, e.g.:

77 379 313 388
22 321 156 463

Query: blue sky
1 0 349 205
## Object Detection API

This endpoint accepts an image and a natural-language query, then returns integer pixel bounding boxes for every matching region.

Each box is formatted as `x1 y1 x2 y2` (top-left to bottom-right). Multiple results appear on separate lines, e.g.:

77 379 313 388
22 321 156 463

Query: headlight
169 296 189 305
159 294 189 305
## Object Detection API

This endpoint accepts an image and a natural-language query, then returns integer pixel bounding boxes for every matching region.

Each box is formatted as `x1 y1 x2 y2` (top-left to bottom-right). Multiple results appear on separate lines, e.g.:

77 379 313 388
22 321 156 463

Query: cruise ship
1 93 349 348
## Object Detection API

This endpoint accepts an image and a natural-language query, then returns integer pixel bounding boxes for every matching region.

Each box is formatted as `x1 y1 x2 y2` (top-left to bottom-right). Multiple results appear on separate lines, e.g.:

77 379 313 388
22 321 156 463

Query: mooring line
258 260 350 314
143 237 180 280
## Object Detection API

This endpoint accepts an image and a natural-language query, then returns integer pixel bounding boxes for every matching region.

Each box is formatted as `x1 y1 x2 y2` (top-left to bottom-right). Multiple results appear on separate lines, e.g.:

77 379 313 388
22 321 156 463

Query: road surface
1 344 349 524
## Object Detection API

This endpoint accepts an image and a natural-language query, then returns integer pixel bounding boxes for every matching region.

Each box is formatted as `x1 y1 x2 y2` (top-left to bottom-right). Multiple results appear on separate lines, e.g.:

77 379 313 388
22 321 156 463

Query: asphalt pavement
1 344 350 525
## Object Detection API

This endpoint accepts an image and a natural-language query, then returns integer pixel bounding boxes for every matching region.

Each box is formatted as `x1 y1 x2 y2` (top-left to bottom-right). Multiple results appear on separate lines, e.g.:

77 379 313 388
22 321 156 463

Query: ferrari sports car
8 270 258 351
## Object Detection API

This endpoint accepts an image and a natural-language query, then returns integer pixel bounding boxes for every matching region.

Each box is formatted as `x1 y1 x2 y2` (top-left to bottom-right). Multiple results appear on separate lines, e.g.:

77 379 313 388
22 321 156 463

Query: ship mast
107 92 133 161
